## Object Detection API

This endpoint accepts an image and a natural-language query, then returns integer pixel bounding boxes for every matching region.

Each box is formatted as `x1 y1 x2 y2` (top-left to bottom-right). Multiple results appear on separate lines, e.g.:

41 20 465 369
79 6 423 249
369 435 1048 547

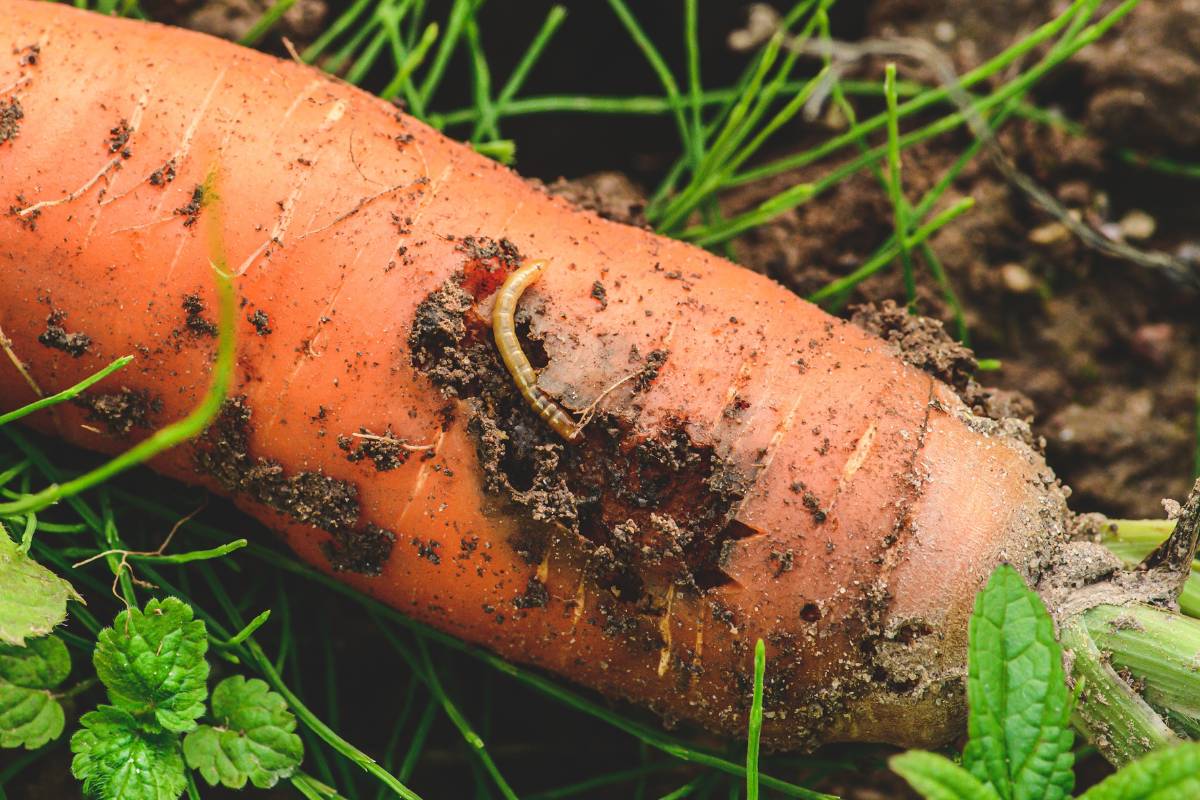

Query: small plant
891 564 1200 800
68 597 304 799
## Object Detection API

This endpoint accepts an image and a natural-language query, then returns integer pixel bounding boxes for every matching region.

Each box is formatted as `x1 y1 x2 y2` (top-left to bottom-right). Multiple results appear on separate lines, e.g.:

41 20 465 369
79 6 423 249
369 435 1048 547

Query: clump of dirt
246 309 272 335
850 300 1039 441
851 300 977 392
107 119 133 159
542 172 651 228
325 524 396 575
409 243 752 605
337 427 417 472
180 293 218 338
0 98 22 145
73 389 162 436
37 309 92 357
142 0 328 48
175 184 205 227
193 397 397 575
149 160 176 186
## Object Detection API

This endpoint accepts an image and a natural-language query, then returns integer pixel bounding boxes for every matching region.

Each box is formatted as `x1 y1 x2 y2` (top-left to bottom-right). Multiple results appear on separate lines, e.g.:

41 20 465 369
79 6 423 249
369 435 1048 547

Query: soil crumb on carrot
247 308 272 335
852 300 1040 444
0 98 23 145
149 159 176 186
175 184 205 227
37 309 92 357
324 524 396 576
16 44 40 67
107 119 132 158
181 293 218 338
194 397 397 575
74 388 162 436
337 427 414 471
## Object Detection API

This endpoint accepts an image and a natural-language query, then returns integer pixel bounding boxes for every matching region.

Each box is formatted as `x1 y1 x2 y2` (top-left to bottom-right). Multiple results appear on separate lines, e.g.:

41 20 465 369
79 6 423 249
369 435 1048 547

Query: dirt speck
175 184 205 227
37 310 92 357
247 309 272 336
107 119 133 159
16 44 39 67
0 98 23 145
149 160 176 186
182 293 218 338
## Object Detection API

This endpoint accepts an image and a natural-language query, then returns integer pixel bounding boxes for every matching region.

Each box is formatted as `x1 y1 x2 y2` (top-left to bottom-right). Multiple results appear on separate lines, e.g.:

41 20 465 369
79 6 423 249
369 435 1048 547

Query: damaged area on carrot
2 0 1200 786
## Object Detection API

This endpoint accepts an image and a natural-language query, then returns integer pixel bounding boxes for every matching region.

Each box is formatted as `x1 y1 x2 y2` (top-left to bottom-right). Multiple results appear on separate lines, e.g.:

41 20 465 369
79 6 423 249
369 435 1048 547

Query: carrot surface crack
492 259 582 443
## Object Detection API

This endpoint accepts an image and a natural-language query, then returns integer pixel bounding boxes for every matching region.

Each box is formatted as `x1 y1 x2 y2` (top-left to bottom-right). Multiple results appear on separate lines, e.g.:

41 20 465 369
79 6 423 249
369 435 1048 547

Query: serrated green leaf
71 706 187 800
93 597 209 732
0 635 70 749
0 531 82 646
183 675 303 789
963 565 1075 800
891 751 1001 800
1078 742 1200 800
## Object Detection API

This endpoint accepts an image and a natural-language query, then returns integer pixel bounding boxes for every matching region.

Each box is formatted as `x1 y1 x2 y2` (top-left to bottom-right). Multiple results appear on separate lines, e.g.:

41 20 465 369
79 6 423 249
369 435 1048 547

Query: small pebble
1118 209 1156 240
1000 263 1036 294
1029 221 1070 245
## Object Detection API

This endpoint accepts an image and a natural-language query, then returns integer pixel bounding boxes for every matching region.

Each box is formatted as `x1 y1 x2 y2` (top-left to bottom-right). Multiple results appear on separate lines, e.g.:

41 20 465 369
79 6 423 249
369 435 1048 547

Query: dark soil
408 250 751 600
37 309 92 357
192 396 397 576
724 0 1200 519
73 388 162 437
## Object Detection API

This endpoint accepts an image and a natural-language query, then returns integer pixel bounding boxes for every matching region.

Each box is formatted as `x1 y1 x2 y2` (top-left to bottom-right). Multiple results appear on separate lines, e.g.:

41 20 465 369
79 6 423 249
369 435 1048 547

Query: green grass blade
746 640 766 800
239 0 299 47
0 356 132 428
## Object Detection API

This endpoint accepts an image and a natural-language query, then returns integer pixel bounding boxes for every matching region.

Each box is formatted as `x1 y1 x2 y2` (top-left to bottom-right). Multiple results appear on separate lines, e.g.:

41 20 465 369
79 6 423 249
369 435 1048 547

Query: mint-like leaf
963 565 1074 800
1078 742 1200 799
0 635 70 749
93 597 209 732
183 675 303 789
71 706 187 800
892 751 1001 800
0 531 82 646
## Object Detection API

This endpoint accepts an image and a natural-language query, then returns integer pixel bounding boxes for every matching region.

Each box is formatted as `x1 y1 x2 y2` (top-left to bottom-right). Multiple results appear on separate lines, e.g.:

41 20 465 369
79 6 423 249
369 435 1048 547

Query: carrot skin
0 1 1066 750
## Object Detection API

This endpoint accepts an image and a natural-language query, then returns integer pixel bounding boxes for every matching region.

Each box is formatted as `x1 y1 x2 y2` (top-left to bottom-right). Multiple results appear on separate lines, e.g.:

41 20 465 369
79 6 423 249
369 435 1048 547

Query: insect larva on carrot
491 259 582 443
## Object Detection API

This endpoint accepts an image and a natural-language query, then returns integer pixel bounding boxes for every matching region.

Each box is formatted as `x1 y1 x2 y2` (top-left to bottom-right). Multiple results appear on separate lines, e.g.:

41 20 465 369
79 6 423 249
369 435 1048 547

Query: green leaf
0 635 69 749
183 675 303 789
71 706 187 800
93 597 209 732
891 751 1001 800
0 529 82 646
1078 742 1200 799
963 564 1074 800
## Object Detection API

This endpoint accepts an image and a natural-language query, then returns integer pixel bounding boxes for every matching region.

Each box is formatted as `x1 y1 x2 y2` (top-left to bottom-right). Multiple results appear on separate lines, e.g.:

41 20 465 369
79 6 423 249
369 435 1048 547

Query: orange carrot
0 1 1067 750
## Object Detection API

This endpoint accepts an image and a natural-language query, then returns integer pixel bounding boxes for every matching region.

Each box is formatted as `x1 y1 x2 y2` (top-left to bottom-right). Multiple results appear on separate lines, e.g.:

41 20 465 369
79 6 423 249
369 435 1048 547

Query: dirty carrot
1 1 1196 760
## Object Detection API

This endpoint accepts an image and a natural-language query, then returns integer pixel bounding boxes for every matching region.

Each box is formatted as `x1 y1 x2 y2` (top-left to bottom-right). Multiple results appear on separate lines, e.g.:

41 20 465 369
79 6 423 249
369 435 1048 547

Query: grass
8 0 1198 798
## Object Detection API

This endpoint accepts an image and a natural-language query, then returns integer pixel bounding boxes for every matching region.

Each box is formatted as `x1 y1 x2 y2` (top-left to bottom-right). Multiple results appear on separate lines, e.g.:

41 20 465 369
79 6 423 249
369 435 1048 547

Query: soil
192 396 397 575
37 309 92 357
408 251 752 599
721 4 1200 519
73 388 162 437
142 0 328 46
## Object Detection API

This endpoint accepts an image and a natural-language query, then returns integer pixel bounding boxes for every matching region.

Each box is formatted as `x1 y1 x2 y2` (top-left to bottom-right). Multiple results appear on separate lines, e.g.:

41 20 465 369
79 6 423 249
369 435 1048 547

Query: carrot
0 1 1077 752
